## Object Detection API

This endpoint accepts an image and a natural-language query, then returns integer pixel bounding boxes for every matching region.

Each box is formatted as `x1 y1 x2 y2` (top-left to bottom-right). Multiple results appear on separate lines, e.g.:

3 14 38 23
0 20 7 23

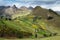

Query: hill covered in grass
0 16 58 38
31 6 60 33
0 5 60 38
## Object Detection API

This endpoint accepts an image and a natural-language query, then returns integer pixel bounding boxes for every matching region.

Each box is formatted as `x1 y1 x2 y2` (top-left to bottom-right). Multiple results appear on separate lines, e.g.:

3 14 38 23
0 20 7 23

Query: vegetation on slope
0 16 57 38
0 6 59 38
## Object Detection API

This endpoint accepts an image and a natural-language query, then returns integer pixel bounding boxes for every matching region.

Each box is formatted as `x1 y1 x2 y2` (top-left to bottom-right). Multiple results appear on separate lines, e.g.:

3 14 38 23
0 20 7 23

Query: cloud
51 6 60 11
42 1 60 11
50 1 60 11
4 0 56 1
0 0 57 6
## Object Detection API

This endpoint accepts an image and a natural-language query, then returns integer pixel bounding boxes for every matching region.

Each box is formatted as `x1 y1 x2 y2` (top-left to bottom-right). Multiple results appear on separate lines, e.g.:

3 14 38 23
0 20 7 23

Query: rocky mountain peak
34 6 42 9
20 6 28 11
12 5 17 10
28 6 33 10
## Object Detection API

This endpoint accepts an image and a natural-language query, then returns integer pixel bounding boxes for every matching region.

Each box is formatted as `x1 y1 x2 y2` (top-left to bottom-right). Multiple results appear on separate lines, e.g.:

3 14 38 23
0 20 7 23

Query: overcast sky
0 0 60 11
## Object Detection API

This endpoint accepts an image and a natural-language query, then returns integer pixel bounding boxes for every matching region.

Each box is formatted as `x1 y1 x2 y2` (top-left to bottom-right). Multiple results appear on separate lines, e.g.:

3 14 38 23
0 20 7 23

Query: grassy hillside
0 6 60 39
0 16 56 38
31 6 60 34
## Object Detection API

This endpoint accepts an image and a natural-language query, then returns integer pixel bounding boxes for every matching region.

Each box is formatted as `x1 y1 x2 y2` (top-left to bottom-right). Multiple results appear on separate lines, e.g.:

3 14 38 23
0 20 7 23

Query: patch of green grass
0 16 57 38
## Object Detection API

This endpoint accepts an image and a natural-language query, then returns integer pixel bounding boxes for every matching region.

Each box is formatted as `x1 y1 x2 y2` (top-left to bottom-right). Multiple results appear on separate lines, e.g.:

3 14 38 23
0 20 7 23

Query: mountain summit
0 5 31 19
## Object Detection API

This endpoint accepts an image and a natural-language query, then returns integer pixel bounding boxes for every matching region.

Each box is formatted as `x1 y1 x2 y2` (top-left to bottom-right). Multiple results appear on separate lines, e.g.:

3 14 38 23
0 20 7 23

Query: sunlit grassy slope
0 15 60 38
0 17 46 36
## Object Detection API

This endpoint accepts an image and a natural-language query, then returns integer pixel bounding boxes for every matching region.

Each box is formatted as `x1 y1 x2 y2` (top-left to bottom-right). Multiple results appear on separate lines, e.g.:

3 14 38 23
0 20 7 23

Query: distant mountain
20 6 28 11
28 6 33 10
56 11 60 15
0 6 11 16
0 5 31 19
0 6 10 10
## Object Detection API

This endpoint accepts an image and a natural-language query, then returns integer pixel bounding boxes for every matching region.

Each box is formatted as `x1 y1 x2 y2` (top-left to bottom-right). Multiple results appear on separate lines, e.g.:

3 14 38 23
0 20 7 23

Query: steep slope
0 16 53 38
32 6 58 18
0 6 60 38
31 6 60 34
